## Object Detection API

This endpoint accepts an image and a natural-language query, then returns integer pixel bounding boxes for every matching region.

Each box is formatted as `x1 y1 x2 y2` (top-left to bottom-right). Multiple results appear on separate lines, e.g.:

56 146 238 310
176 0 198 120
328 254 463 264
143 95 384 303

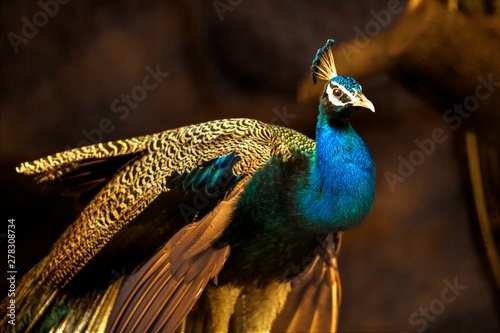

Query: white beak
351 94 375 112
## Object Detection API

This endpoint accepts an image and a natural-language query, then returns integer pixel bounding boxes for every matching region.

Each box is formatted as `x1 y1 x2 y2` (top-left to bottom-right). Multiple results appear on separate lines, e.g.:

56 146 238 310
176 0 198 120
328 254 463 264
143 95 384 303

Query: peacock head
312 39 375 120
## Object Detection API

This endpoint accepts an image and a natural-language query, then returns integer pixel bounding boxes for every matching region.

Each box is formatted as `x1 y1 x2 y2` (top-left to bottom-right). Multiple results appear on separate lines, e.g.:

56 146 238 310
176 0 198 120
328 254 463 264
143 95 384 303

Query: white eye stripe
326 84 357 105
326 85 343 105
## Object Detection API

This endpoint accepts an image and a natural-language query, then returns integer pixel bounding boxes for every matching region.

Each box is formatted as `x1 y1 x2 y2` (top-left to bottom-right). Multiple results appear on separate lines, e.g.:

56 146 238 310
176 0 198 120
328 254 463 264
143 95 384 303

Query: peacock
0 39 376 332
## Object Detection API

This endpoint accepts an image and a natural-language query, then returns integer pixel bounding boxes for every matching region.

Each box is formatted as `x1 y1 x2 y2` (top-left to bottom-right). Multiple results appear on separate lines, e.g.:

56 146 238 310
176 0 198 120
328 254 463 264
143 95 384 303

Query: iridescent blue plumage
166 153 242 196
331 75 362 94
299 112 375 231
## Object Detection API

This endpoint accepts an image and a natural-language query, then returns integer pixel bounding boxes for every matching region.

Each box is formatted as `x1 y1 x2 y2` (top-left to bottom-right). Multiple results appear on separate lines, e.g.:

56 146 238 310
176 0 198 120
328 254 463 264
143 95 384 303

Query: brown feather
106 179 248 332
272 232 342 332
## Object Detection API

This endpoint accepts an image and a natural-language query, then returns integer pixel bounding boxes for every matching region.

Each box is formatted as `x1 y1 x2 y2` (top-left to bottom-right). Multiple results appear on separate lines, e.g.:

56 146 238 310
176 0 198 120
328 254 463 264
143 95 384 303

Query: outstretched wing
18 118 290 288
7 118 292 332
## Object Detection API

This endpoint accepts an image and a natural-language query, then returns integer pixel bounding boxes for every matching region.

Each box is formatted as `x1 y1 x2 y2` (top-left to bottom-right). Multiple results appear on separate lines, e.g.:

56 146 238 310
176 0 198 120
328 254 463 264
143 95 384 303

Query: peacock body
0 39 375 332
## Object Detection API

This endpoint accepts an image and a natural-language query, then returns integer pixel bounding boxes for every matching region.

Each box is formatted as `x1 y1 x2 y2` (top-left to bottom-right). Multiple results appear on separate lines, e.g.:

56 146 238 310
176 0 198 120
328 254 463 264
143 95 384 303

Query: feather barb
311 39 337 84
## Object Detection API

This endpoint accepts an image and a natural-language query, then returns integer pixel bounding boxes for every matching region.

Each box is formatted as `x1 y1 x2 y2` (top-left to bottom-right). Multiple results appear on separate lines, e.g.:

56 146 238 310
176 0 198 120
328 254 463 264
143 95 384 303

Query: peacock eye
332 88 343 98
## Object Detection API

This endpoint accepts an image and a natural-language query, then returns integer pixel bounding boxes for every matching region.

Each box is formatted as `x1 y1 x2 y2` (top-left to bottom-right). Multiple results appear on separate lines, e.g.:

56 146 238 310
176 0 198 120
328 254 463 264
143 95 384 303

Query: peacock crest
311 39 338 84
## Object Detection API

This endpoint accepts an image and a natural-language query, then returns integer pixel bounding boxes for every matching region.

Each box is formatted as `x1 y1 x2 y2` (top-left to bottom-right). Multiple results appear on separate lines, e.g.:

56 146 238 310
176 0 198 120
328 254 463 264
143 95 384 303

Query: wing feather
272 232 342 332
107 179 248 332
24 119 288 289
16 136 156 182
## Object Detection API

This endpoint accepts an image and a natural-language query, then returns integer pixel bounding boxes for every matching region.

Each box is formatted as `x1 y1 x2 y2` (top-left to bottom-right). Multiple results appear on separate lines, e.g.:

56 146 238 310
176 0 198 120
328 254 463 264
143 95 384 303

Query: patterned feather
19 119 288 289
311 38 337 84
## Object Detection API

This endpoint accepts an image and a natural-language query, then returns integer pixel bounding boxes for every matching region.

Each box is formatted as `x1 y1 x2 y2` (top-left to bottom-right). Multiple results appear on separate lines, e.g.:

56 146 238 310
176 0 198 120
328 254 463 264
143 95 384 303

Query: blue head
319 75 375 119
312 39 375 121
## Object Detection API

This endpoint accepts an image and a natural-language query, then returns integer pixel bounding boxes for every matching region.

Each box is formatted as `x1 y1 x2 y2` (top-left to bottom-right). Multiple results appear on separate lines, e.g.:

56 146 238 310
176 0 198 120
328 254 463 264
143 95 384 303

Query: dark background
1 0 499 332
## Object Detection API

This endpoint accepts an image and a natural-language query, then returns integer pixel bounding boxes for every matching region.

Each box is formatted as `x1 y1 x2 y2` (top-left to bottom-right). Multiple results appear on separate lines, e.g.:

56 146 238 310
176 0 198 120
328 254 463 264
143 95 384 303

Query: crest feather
311 39 338 84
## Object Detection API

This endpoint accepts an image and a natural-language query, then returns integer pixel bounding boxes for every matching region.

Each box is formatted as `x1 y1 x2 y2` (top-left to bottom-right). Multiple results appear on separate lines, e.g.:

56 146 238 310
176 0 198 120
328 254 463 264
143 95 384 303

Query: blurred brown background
1 0 499 332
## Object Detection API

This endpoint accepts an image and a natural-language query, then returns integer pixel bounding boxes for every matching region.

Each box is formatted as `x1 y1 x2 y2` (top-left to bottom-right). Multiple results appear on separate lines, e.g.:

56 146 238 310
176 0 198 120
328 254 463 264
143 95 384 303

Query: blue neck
298 113 375 232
